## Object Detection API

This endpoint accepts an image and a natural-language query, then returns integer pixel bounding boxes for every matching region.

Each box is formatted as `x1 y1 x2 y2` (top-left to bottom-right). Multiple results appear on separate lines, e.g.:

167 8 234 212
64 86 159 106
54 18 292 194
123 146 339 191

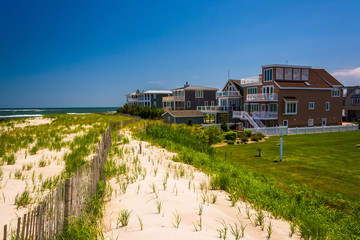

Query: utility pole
279 137 283 161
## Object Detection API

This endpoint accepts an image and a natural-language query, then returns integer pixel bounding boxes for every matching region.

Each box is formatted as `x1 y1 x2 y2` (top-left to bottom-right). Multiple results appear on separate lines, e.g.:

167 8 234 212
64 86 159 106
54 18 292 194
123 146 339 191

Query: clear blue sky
1 0 359 107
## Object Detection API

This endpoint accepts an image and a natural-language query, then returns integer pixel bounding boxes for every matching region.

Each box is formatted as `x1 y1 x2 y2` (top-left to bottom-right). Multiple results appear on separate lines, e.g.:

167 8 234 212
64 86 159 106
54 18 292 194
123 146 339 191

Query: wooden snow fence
2 125 114 240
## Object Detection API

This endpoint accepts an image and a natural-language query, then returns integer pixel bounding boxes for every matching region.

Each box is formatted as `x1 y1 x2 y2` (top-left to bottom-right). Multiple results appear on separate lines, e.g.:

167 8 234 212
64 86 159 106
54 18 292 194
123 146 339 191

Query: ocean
0 107 118 119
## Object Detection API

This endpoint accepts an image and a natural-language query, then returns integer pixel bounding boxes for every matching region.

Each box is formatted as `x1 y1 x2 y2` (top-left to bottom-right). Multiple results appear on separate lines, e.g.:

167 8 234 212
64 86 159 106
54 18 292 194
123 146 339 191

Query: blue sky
1 0 359 107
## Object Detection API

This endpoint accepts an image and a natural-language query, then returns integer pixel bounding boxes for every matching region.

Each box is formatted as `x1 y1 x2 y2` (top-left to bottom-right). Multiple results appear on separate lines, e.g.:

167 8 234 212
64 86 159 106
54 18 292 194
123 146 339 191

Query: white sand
103 131 301 240
0 117 52 131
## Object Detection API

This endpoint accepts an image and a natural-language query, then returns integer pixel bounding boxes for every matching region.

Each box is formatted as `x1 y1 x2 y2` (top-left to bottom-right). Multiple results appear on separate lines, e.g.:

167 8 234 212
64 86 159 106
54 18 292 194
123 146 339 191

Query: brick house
343 86 360 122
125 89 172 108
162 82 218 111
237 64 344 127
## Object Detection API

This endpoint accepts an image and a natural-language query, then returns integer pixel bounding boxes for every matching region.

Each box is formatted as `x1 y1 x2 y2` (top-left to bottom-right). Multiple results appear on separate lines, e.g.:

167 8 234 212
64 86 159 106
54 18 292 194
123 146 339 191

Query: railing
246 93 278 101
197 106 241 112
163 95 184 101
249 124 359 136
251 111 278 119
232 111 260 128
216 91 241 98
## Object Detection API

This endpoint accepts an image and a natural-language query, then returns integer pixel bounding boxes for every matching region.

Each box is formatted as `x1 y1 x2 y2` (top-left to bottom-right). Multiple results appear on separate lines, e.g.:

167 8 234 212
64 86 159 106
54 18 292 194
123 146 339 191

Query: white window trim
322 118 327 126
262 85 274 94
195 90 204 98
276 68 283 80
325 102 330 111
301 69 309 81
187 101 191 108
264 68 273 82
331 88 341 97
285 102 297 115
211 101 214 106
309 102 314 110
293 69 301 80
285 68 292 80
283 120 288 126
204 101 208 106
308 119 314 127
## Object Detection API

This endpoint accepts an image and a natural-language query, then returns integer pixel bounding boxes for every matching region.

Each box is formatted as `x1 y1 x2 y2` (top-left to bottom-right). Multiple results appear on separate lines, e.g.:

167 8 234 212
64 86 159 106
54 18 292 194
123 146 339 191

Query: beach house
235 64 344 127
162 82 218 111
343 86 360 122
125 89 172 108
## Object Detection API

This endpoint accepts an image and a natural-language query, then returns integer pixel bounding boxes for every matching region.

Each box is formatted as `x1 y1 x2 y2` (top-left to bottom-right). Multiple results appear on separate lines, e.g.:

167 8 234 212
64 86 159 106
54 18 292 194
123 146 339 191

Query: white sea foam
0 109 44 112
66 113 90 115
0 114 43 118
107 111 116 113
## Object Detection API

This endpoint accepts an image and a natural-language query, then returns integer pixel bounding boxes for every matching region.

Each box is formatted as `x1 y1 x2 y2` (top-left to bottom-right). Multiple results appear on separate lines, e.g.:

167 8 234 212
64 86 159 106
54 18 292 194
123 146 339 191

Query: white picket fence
248 124 359 136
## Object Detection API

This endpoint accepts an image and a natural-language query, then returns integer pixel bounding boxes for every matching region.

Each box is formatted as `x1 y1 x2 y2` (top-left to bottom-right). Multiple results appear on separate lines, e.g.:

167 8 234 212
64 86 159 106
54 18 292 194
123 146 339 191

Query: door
283 120 288 126
322 118 327 126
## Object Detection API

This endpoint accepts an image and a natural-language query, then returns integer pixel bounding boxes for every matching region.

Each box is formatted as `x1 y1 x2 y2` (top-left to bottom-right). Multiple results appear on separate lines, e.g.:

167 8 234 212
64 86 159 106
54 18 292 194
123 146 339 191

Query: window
262 86 274 96
264 69 273 82
285 102 297 114
293 69 300 80
325 102 330 111
283 120 288 126
276 68 283 80
247 87 258 94
261 104 266 112
195 90 203 98
331 88 340 97
250 103 259 112
187 101 191 108
153 94 156 99
180 91 185 97
269 103 277 112
322 118 327 126
244 104 249 112
309 102 314 110
153 102 157 107
355 89 360 95
351 98 360 105
211 101 214 106
285 68 292 80
308 119 314 127
302 69 309 80
205 101 208 106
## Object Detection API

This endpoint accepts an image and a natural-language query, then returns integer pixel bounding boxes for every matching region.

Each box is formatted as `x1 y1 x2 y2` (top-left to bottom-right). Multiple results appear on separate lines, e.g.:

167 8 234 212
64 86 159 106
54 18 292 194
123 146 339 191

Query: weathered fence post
3 224 7 240
64 178 72 226
15 217 21 240
21 214 26 240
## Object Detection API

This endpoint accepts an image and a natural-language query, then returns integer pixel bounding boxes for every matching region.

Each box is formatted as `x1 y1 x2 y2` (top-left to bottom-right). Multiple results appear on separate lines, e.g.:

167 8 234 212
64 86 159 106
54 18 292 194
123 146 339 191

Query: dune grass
136 122 360 240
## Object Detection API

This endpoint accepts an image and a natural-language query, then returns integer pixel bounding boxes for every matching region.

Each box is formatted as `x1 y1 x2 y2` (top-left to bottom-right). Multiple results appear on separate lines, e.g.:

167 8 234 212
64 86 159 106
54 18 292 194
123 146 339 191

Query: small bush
241 136 249 144
204 126 223 144
244 129 253 138
227 140 234 145
187 119 193 126
251 135 259 142
221 121 228 132
256 132 266 140
5 154 16 165
236 141 240 144
225 131 237 141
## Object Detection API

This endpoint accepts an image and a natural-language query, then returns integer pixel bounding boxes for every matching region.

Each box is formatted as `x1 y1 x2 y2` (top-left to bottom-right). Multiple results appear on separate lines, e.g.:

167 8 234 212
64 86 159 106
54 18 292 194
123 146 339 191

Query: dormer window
302 69 309 80
276 68 283 80
264 69 273 82
285 68 292 80
293 69 300 80
331 88 340 97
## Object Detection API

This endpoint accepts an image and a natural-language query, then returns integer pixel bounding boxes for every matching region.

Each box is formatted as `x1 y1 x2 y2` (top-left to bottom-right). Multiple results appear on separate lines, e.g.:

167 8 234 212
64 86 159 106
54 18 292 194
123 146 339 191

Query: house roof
126 90 172 96
162 110 205 118
275 68 344 89
172 85 218 91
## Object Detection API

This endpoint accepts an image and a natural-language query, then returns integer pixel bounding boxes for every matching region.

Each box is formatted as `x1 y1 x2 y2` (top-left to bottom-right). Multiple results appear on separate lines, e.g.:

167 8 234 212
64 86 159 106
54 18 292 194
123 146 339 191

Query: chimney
184 82 189 87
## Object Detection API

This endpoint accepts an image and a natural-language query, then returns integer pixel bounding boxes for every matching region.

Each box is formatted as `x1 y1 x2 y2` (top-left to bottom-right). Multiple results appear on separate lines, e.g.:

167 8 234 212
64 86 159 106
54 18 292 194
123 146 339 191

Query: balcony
163 95 185 102
216 91 241 98
251 111 278 119
246 93 278 102
197 105 242 113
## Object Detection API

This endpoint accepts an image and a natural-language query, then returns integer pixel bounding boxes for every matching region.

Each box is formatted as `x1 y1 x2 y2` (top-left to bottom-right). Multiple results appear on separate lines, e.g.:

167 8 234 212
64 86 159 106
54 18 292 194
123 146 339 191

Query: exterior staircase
233 111 260 128
254 118 266 128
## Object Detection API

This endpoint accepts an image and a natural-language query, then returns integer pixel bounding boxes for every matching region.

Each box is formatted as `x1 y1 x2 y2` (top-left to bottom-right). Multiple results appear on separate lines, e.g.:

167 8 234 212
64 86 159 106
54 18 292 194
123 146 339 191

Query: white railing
216 91 241 98
233 111 260 128
197 106 242 112
248 124 359 136
251 111 278 119
246 93 278 101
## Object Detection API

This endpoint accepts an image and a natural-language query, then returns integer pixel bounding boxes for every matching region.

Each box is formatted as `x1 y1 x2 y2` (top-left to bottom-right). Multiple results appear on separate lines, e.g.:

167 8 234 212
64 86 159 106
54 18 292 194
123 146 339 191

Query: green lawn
215 131 360 201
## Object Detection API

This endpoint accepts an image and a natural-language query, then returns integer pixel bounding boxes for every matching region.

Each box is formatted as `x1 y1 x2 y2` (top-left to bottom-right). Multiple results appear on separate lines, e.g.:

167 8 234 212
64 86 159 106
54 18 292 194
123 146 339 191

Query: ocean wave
0 114 43 118
107 111 116 113
0 109 44 112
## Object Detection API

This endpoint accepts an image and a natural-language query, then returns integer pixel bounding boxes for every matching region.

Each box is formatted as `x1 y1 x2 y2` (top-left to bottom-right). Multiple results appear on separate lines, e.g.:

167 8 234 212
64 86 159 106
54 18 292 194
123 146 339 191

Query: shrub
204 126 223 144
225 131 237 141
244 129 253 138
5 154 15 165
256 132 266 140
15 190 32 208
251 135 259 142
227 140 234 145
187 119 193 126
229 124 237 130
221 121 228 132
241 136 248 144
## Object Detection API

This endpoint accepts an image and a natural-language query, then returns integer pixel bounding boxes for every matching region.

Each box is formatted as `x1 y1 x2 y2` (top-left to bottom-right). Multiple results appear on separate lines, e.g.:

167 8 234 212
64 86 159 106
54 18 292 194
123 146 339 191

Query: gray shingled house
162 110 205 124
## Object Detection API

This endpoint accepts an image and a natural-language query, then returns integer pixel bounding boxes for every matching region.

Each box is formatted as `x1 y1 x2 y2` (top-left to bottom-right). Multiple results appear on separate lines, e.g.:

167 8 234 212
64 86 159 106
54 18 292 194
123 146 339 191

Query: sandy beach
103 130 300 240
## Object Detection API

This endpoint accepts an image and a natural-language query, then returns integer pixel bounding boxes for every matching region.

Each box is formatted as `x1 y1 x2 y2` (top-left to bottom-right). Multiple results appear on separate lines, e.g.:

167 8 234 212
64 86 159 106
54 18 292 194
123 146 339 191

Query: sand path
103 131 300 240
